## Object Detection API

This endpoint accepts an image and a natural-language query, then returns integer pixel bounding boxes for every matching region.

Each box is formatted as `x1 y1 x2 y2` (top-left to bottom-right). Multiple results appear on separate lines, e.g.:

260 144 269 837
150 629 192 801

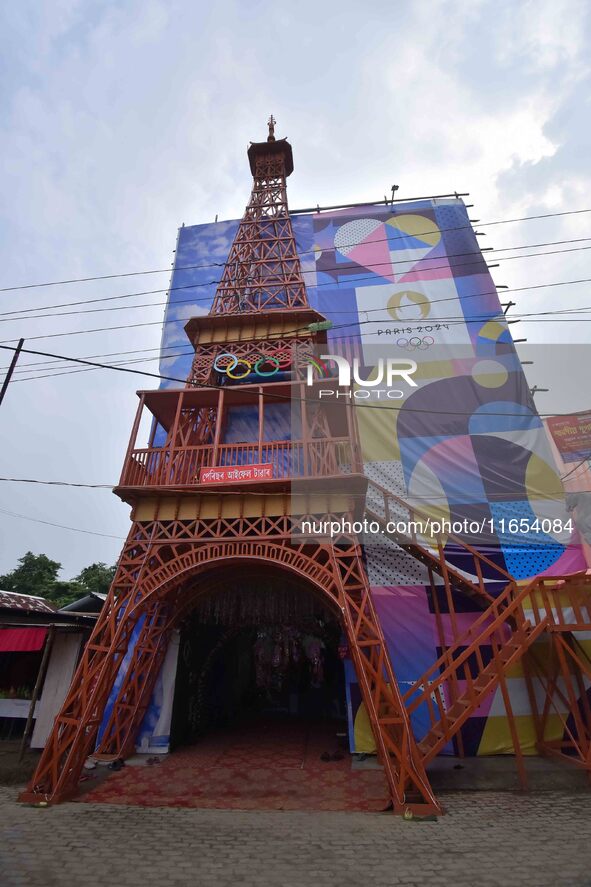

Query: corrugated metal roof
59 591 107 613
0 590 56 613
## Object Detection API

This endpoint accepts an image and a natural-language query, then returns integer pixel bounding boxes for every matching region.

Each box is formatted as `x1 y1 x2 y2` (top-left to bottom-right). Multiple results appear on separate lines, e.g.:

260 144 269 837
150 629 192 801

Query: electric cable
11 352 195 383
4 273 591 346
560 457 591 481
3 204 591 294
0 341 584 419
3 237 591 322
0 506 125 540
0 345 194 374
6 286 591 385
4 287 591 376
0 477 113 488
0 477 589 502
7 303 591 384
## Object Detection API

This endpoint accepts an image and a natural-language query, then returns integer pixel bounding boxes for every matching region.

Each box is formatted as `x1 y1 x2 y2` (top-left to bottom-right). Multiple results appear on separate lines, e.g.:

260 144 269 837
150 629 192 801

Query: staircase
517 575 591 771
405 580 548 761
365 478 513 607
363 479 591 788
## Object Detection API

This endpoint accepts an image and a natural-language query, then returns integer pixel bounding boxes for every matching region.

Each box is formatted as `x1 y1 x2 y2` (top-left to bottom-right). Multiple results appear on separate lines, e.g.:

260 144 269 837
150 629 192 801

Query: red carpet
77 720 389 812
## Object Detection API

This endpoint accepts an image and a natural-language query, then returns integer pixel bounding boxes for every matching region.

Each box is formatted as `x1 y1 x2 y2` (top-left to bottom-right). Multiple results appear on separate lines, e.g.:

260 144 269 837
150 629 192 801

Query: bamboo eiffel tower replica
22 120 591 814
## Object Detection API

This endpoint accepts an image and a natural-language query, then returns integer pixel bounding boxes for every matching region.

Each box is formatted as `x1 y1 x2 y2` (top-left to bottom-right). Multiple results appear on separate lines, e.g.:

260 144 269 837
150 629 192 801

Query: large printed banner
161 198 584 582
156 198 586 757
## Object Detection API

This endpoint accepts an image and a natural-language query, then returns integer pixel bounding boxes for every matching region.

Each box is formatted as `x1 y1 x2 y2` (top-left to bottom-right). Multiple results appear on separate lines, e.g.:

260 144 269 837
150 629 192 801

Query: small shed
0 590 102 745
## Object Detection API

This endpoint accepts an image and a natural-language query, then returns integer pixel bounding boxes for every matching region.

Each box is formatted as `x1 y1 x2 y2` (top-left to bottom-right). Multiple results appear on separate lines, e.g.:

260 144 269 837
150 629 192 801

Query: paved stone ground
1 785 591 886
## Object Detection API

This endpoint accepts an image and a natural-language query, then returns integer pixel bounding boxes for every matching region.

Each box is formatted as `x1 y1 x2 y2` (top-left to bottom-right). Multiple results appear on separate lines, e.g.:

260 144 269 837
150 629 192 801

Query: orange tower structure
22 121 591 814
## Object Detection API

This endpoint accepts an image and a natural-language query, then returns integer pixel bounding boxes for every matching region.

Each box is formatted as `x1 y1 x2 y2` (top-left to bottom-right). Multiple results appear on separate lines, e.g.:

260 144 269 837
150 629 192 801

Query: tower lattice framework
210 128 308 314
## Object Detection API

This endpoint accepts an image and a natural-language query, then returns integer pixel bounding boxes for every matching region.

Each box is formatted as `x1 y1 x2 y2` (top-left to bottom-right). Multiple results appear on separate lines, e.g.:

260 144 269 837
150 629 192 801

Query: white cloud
492 0 588 72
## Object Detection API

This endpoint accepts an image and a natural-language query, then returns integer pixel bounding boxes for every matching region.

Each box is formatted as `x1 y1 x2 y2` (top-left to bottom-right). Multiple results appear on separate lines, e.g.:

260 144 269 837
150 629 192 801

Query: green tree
47 580 85 608
0 551 61 598
0 552 116 609
73 562 116 596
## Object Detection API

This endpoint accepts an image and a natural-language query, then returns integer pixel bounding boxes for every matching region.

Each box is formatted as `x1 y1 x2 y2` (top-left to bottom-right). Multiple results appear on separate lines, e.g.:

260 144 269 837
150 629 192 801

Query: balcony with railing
115 380 363 499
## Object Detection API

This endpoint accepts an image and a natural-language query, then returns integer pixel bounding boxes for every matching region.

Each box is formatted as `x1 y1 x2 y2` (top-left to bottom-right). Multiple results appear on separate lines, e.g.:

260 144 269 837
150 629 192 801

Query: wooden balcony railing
119 438 356 488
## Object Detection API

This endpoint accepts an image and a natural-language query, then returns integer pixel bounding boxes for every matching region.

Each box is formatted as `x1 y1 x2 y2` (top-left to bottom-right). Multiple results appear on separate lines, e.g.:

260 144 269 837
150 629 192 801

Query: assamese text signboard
199 465 274 484
546 411 591 463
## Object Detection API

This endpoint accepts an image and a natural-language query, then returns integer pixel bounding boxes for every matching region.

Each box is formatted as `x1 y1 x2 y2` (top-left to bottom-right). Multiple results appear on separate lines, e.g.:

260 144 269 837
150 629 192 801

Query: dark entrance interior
78 572 390 812
170 573 348 752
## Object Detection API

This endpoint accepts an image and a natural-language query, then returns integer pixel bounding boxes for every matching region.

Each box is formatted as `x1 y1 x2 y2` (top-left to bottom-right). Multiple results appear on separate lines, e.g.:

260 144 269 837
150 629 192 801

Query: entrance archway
22 536 440 814
94 547 345 762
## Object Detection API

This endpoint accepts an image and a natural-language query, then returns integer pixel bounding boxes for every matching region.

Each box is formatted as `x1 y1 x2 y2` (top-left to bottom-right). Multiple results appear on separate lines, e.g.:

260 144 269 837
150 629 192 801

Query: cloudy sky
1 0 590 580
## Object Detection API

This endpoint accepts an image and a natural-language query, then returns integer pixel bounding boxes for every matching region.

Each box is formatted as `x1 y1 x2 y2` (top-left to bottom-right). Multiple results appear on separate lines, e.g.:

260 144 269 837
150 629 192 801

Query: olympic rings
213 352 283 379
254 356 280 377
396 336 434 351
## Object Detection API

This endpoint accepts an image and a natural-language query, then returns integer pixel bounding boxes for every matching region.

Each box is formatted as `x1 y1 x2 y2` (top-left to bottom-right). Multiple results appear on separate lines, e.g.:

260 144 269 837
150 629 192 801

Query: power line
2 204 591 294
11 351 194 383
0 477 112 488
8 302 591 383
560 457 590 481
0 345 193 374
0 478 588 503
4 287 591 375
3 260 591 382
7 298 591 374
4 274 591 347
7 320 591 385
1 281 210 319
4 239 591 326
6 235 591 319
0 341 582 419
330 314 591 329
0 506 125 540
5 287 591 385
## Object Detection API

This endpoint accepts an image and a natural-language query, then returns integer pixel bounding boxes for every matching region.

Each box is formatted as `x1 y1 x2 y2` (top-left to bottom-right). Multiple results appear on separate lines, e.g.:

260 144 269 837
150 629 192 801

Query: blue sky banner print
160 198 585 582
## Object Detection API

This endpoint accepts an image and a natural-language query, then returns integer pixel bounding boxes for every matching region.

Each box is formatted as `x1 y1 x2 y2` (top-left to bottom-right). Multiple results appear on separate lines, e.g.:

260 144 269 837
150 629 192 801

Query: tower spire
267 114 276 142
209 125 307 314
